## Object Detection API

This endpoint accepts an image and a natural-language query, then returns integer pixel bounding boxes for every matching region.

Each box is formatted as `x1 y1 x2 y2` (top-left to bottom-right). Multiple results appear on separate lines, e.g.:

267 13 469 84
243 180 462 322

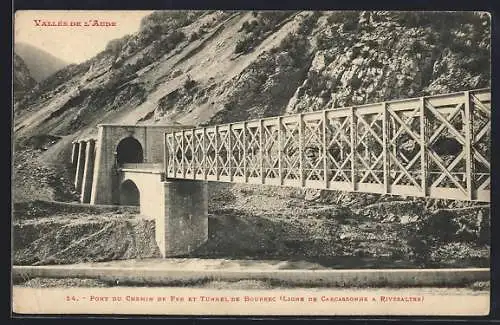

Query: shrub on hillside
234 11 296 55
104 35 131 55
349 75 363 90
183 76 197 90
190 31 200 41
278 33 310 67
297 11 321 35
147 30 186 63
154 30 185 55
326 11 359 31
234 35 257 54
138 11 203 45
239 20 259 33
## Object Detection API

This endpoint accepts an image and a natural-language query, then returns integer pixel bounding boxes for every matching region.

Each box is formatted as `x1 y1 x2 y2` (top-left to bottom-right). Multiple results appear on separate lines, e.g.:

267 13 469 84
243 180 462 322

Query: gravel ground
12 150 490 269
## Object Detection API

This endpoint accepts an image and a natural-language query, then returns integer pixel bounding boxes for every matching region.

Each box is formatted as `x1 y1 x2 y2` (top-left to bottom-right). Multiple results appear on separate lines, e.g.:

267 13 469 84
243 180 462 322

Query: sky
14 10 154 64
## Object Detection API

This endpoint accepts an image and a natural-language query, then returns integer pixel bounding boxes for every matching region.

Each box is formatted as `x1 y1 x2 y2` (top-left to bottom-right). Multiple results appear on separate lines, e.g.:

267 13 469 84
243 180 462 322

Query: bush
234 11 296 54
327 11 359 29
394 12 434 27
160 30 185 49
316 33 332 50
368 59 384 69
278 33 309 67
349 76 362 89
239 20 259 33
365 39 378 49
150 30 186 59
394 12 486 31
104 35 131 54
190 31 200 41
407 236 429 265
297 11 321 35
234 35 256 54
259 11 295 25
133 55 154 71
460 57 489 75
183 77 197 90
239 21 249 32
343 18 358 31
139 11 203 35
449 39 470 54
418 210 460 244
109 61 120 71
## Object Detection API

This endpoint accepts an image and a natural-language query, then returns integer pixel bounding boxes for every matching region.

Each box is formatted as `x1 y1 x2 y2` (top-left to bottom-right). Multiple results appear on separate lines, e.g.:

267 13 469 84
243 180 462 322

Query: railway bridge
70 88 491 257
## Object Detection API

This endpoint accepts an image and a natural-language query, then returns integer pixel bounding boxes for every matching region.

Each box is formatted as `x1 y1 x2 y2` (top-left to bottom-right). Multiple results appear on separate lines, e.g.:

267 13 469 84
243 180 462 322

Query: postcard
12 9 491 316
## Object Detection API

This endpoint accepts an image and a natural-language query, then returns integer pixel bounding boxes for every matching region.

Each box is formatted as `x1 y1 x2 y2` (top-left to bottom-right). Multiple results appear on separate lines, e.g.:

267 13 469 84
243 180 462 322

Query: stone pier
118 168 209 257
74 140 86 191
156 180 208 257
80 139 96 203
71 141 79 167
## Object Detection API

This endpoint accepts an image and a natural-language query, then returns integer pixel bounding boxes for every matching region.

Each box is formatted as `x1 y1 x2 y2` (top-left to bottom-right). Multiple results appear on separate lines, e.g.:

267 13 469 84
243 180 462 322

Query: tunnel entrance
116 137 143 165
119 180 140 206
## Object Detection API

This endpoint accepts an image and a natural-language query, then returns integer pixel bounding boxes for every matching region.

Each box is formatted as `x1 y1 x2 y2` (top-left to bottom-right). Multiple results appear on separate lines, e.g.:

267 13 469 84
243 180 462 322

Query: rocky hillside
13 53 36 102
13 10 490 200
14 42 69 82
14 11 489 140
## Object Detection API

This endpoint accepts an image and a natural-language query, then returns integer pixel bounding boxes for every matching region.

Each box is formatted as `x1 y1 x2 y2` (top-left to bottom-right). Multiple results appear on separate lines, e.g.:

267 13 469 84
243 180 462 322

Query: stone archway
119 179 140 206
116 137 143 165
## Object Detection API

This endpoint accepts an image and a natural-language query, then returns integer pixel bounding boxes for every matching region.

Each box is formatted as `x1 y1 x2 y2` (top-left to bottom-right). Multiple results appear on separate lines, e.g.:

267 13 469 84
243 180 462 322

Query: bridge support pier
156 180 208 257
74 140 86 192
80 140 96 203
71 141 79 167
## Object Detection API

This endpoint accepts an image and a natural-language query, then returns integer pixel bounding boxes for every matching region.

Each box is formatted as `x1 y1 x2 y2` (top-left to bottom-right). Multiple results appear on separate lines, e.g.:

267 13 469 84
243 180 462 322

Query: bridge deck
119 163 164 173
164 89 491 202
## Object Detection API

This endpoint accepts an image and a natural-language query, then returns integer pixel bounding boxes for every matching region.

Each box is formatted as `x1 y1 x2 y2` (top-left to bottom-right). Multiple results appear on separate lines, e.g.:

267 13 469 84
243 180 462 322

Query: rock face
14 11 489 144
286 11 490 113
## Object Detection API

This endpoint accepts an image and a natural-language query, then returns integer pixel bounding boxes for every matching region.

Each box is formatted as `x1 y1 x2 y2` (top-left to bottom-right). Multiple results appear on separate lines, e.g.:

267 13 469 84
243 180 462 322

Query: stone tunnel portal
116 137 143 165
80 124 209 257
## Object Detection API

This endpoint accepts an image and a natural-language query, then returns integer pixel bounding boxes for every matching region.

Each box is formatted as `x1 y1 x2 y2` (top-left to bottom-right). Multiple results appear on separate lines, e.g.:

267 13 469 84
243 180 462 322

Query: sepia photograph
12 9 491 316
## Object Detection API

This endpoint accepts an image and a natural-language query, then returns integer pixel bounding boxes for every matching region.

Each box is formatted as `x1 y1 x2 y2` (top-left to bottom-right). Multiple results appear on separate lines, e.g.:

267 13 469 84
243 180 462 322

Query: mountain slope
14 42 69 82
13 53 36 102
14 10 490 169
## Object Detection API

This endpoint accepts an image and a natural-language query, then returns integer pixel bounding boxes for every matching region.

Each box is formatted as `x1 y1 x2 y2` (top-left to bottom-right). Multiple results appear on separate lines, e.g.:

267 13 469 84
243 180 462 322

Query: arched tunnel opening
119 179 140 206
116 137 143 165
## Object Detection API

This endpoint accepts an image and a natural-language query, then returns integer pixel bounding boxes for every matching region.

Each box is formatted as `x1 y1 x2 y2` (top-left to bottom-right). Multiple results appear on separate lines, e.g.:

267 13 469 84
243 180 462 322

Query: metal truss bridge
164 89 491 202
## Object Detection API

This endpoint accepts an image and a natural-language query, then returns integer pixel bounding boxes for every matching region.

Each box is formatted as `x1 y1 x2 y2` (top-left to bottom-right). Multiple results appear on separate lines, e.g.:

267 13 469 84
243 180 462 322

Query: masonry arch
119 179 140 206
116 136 143 165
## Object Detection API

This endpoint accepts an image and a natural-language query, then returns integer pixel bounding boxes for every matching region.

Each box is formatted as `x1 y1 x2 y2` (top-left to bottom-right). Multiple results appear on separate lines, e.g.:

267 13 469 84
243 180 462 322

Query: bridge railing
164 88 490 202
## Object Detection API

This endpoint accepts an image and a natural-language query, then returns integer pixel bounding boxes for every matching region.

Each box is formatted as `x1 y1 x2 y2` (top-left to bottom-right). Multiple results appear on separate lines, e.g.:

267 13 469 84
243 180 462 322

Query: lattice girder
281 117 300 182
165 88 490 202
